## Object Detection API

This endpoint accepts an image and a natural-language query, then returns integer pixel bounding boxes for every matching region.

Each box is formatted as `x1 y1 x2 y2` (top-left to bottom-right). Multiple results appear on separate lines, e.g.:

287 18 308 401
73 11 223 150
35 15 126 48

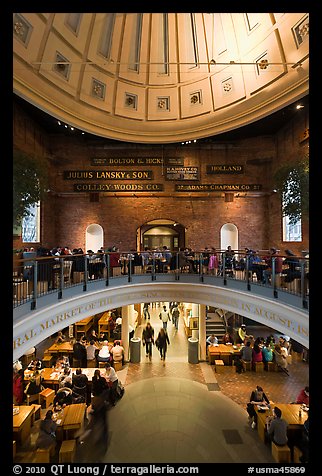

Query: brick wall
13 98 309 255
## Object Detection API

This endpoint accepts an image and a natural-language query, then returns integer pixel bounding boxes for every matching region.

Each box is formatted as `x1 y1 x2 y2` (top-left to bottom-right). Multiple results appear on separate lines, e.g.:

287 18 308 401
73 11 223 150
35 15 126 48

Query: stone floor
15 304 309 465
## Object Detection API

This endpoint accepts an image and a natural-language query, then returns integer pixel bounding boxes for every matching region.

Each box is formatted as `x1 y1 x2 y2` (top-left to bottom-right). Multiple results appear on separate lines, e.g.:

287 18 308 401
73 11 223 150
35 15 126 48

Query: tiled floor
17 304 309 464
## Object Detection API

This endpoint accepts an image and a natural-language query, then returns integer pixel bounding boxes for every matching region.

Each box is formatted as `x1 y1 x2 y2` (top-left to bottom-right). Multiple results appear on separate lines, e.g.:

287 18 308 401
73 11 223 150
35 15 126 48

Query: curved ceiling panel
13 12 309 143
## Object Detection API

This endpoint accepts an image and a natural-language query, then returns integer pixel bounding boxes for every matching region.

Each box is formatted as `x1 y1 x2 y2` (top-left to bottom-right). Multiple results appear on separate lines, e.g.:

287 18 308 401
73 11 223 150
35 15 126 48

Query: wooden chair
26 393 40 405
113 361 123 371
39 388 55 409
293 446 303 463
63 261 73 286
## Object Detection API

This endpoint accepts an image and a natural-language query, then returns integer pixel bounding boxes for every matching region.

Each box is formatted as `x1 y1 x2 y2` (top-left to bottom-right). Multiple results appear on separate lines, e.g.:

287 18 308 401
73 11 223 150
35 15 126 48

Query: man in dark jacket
72 368 88 402
73 339 87 367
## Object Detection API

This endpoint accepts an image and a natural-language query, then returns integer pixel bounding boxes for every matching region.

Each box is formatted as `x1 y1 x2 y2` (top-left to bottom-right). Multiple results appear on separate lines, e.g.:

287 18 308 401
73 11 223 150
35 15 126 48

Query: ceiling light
64 124 68 128
57 121 61 126
296 104 304 110
70 127 74 131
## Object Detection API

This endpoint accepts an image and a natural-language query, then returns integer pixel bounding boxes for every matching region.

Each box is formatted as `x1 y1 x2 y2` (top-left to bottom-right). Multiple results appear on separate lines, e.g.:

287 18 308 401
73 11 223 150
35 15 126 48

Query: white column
121 305 130 362
199 304 207 361
191 303 199 339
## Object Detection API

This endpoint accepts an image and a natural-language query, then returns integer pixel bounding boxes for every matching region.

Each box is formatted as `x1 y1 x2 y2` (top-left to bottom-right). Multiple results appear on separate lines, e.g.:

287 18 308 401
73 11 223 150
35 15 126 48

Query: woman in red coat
13 369 24 405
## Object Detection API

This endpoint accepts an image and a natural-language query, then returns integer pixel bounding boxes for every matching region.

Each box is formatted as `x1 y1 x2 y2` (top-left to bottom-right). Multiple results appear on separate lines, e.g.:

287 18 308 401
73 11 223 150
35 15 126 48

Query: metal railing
13 250 309 311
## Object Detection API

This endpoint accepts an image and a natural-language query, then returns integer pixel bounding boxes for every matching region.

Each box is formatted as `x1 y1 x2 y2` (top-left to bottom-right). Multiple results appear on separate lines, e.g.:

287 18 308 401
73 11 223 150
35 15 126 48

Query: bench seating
214 359 225 373
271 442 291 463
59 439 76 463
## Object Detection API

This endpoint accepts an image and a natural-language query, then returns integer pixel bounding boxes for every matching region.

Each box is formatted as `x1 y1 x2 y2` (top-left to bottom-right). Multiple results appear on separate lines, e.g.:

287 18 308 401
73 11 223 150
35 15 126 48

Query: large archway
139 219 184 251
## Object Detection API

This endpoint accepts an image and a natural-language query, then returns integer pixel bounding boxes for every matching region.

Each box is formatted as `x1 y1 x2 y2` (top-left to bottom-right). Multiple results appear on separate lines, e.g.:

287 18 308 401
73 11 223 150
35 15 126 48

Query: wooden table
13 405 34 445
46 342 74 354
53 403 86 440
75 316 93 339
208 344 241 365
255 403 306 443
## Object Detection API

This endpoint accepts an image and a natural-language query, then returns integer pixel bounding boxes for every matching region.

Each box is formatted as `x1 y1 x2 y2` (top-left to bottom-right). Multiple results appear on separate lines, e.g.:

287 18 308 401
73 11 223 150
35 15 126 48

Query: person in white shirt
206 334 218 346
103 363 118 406
159 305 171 330
110 341 124 366
97 341 111 365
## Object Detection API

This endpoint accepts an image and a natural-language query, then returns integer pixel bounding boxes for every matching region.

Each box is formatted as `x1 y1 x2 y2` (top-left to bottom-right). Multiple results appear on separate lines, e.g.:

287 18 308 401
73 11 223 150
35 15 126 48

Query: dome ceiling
13 12 309 143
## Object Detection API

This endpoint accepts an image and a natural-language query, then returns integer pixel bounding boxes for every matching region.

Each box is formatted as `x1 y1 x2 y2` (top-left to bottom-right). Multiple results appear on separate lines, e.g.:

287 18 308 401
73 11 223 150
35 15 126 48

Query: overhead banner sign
64 170 153 180
74 183 164 192
166 166 199 181
206 165 244 174
90 157 184 166
175 184 262 192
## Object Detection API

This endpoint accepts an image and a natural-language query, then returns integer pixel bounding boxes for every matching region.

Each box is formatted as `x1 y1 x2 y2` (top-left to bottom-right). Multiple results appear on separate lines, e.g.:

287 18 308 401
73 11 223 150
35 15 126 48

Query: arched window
282 171 302 242
22 202 40 243
85 224 104 252
220 223 238 252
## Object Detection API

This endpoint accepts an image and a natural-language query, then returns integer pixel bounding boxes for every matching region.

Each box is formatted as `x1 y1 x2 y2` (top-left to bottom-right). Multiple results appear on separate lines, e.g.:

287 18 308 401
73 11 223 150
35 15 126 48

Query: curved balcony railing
13 250 309 312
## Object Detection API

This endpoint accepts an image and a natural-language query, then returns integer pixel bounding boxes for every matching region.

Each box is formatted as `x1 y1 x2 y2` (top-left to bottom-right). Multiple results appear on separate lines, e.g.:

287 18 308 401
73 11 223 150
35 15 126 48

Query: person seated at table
55 330 66 344
80 333 87 345
262 248 283 285
102 362 119 406
252 342 263 368
25 370 43 396
110 340 125 366
58 366 73 389
247 385 270 429
206 334 218 347
261 343 274 364
295 386 309 405
222 331 234 344
86 340 99 366
97 340 112 365
87 329 99 343
283 249 301 283
72 368 88 401
274 344 289 375
27 358 42 371
53 387 73 410
35 410 57 456
240 340 252 363
91 369 110 402
266 406 288 446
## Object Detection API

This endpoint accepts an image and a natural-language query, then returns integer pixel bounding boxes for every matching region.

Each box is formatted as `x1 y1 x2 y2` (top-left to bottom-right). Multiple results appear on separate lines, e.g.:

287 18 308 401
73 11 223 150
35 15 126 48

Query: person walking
159 305 171 330
247 385 270 429
171 304 180 331
143 302 151 320
142 321 154 360
156 328 170 364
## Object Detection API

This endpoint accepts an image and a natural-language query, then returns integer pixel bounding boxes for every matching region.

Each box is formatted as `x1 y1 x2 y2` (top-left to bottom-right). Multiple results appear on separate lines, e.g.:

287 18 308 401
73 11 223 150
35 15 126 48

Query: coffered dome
13 12 309 143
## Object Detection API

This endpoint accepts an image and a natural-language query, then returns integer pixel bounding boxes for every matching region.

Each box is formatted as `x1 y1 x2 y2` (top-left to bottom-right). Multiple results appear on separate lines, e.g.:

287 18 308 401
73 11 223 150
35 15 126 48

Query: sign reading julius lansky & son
74 183 164 192
166 166 199 181
175 184 262 192
206 165 244 174
64 170 153 180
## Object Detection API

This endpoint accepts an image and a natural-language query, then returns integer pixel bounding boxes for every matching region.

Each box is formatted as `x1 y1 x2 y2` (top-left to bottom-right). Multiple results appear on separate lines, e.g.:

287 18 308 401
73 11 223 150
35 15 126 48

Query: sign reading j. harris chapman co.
175 184 262 192
64 170 153 180
206 164 244 174
74 183 164 192
90 157 184 166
